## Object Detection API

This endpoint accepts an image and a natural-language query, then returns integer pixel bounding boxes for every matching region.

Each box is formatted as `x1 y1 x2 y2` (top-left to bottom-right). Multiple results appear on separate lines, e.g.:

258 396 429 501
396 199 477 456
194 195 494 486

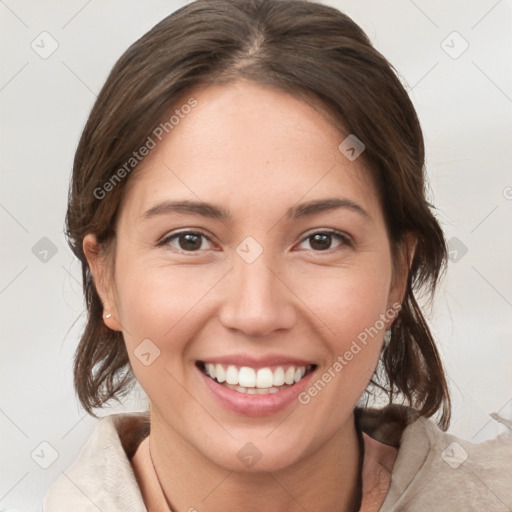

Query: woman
43 0 512 510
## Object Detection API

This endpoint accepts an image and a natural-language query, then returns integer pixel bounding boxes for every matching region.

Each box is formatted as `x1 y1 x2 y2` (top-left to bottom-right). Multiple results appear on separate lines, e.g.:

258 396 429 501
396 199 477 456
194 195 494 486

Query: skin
84 79 413 512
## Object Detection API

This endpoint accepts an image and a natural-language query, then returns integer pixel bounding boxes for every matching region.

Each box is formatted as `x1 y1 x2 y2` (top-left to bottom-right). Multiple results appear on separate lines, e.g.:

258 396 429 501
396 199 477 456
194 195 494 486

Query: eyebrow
142 197 371 222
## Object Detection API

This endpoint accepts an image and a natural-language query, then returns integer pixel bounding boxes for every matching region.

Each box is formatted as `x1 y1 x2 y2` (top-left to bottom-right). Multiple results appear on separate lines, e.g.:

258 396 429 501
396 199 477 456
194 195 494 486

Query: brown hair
66 0 451 428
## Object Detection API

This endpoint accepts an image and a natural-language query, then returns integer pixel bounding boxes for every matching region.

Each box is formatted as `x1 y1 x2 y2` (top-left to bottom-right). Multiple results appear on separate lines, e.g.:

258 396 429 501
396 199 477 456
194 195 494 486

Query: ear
83 233 121 331
387 233 416 324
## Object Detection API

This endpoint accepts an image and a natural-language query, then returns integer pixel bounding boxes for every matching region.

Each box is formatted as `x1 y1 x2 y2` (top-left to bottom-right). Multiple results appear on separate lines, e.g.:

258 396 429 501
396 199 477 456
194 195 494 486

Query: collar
43 405 428 512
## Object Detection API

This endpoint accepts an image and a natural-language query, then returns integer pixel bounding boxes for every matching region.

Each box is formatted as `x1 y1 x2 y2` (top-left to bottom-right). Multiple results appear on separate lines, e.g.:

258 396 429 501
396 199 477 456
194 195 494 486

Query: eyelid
298 229 352 246
157 228 352 253
157 229 215 249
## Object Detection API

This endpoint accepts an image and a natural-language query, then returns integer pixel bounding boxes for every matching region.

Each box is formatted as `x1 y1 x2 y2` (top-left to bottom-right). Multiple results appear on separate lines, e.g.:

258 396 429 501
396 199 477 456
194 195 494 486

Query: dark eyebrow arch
287 197 371 220
142 200 231 221
142 198 371 222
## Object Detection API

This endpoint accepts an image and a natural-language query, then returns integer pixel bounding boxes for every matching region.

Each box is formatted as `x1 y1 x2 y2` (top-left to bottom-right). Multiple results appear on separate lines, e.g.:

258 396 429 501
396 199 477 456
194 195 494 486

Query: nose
218 253 297 338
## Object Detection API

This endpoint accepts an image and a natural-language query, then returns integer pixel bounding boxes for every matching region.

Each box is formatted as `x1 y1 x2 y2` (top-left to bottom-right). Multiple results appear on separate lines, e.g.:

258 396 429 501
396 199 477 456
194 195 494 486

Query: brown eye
159 231 213 252
309 233 333 251
178 233 203 251
298 231 350 252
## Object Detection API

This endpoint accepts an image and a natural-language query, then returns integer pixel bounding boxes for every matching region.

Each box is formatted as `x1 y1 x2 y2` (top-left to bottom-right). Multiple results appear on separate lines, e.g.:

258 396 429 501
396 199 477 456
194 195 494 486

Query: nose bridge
219 244 295 336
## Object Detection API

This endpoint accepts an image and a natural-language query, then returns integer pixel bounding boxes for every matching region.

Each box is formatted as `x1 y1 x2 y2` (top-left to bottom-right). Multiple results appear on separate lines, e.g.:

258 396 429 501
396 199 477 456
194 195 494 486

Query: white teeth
273 367 285 386
224 383 283 394
215 364 226 383
256 368 273 388
284 367 295 385
225 365 238 385
202 363 312 389
239 367 256 388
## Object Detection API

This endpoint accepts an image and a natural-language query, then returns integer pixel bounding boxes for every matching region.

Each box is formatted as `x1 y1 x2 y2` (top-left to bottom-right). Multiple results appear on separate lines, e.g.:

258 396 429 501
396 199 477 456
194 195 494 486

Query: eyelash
157 229 352 253
299 230 352 251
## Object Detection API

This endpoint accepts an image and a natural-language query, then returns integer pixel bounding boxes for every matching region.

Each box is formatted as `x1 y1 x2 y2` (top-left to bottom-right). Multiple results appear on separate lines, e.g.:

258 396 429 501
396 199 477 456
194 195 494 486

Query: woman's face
86 79 407 472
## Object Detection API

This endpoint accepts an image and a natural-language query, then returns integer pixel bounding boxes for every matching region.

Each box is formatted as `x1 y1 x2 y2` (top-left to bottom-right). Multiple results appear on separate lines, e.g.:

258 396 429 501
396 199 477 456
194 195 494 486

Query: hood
42 405 512 512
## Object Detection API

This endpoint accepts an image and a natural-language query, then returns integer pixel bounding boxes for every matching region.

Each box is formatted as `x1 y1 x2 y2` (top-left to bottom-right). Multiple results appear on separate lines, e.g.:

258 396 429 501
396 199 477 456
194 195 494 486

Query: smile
197 361 317 395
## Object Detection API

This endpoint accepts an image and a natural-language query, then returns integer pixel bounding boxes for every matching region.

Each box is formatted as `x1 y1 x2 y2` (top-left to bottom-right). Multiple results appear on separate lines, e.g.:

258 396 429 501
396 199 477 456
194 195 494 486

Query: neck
148 407 363 512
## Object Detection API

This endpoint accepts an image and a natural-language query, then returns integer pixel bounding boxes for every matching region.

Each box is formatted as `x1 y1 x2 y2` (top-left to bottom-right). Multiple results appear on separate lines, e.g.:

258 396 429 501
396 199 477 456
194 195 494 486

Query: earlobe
406 234 417 271
83 234 104 299
388 233 417 321
83 234 121 331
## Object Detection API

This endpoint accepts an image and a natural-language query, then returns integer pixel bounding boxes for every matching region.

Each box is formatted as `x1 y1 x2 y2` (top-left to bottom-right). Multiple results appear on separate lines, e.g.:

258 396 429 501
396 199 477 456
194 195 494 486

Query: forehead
119 80 380 223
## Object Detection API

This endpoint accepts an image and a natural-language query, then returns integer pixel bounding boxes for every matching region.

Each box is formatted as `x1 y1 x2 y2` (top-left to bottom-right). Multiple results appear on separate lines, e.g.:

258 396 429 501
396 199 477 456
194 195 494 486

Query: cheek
111 255 220 402
294 258 392 340
113 253 224 348
292 258 393 402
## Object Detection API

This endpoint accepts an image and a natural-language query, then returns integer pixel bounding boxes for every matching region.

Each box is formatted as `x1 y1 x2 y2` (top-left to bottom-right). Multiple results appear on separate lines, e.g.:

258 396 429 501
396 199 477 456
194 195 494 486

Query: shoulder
42 411 150 512
381 409 512 511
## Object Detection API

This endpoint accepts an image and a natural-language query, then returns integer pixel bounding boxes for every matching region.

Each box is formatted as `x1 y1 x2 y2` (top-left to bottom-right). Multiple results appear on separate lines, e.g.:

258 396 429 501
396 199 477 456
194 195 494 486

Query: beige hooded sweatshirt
42 405 512 511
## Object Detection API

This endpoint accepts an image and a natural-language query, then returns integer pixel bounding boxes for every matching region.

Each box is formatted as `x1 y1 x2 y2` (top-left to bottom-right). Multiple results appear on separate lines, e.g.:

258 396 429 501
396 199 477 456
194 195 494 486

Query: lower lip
197 365 315 417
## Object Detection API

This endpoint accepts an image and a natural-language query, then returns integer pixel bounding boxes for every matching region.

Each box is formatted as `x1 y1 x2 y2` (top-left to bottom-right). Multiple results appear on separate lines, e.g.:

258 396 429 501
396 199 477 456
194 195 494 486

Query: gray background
1 0 511 510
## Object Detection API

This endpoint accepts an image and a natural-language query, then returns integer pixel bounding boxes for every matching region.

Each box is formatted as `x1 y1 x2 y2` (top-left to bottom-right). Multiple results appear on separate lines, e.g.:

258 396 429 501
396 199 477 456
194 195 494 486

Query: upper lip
197 354 316 369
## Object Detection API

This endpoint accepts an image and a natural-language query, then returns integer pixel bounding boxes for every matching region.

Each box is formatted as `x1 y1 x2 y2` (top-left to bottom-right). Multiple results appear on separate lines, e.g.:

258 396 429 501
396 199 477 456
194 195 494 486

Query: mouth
196 361 317 395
